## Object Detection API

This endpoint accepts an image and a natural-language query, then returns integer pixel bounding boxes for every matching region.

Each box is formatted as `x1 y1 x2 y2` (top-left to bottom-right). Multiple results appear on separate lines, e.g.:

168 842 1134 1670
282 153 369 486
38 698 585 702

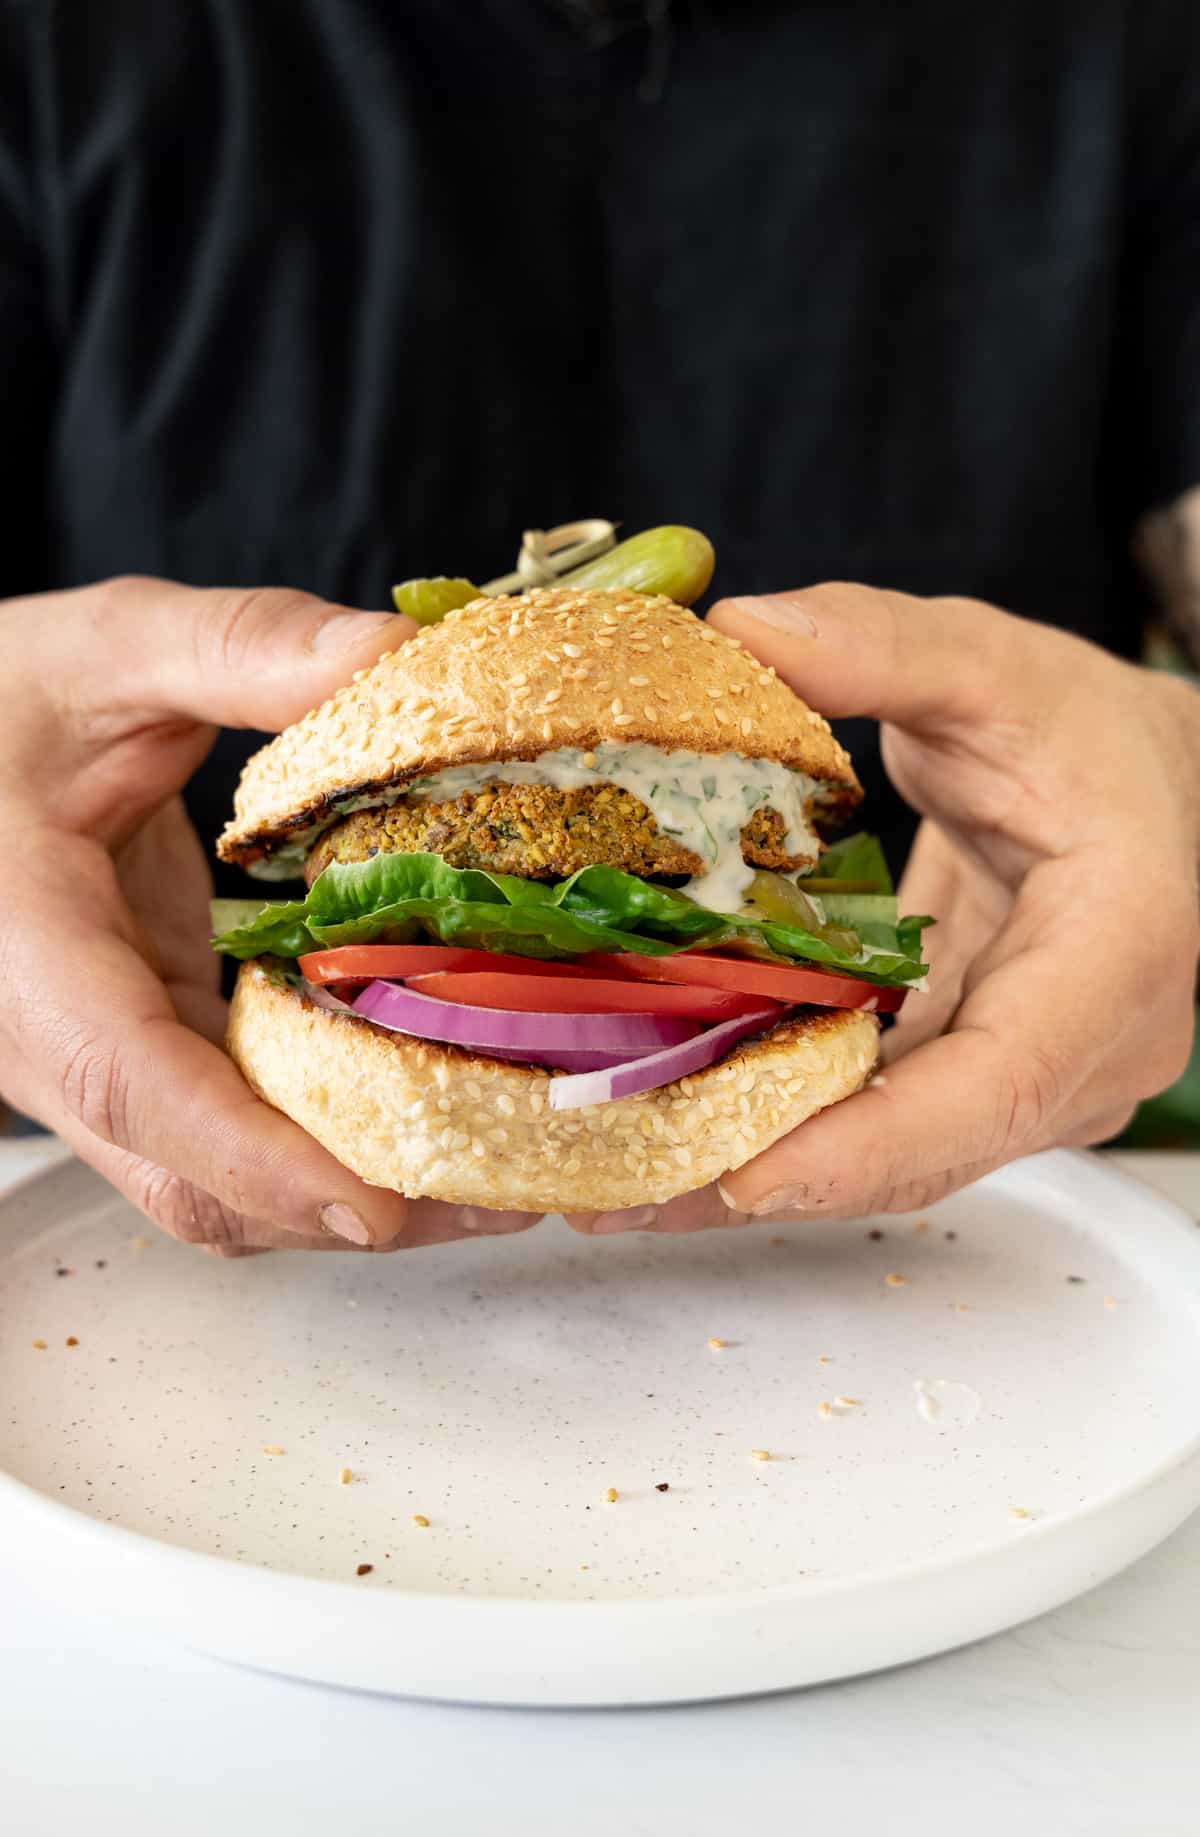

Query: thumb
61 575 419 732
707 583 1076 733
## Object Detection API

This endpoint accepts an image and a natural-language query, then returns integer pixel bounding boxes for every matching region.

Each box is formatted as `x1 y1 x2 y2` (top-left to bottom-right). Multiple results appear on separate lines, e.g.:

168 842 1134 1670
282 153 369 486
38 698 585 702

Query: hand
570 582 1200 1235
0 576 541 1253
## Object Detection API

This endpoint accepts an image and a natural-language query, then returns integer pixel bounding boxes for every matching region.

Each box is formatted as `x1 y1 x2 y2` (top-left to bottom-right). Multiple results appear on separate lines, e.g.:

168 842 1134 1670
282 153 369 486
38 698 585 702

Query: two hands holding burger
1 570 1197 1255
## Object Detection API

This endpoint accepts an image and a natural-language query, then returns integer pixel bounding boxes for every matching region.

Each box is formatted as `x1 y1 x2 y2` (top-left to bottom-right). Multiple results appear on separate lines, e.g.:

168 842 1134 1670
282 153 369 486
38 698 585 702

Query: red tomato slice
579 952 909 1013
403 972 782 1023
298 946 599 985
298 944 909 1012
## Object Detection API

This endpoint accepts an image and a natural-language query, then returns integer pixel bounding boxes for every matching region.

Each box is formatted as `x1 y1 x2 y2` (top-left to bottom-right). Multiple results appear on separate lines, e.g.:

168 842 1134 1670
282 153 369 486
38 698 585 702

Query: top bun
218 588 861 869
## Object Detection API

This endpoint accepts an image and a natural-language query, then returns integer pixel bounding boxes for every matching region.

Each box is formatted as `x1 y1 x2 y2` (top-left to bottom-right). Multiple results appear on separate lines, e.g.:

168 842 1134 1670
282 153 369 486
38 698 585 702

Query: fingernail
319 1202 374 1245
748 1185 811 1219
592 1204 657 1235
728 595 819 638
310 611 398 653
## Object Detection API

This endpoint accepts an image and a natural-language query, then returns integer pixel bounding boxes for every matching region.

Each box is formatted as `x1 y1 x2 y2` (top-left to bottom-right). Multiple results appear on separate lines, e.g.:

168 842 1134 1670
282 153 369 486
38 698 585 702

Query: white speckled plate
1 1148 1199 1706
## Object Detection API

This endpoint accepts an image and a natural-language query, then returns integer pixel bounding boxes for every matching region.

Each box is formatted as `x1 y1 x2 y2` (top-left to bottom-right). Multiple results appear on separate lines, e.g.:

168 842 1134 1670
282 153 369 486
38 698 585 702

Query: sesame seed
562 642 583 657
835 1396 860 1408
740 717 753 735
339 1467 353 1485
611 698 624 715
496 1094 516 1116
1009 1507 1032 1522
817 1401 834 1420
885 1272 908 1288
356 1563 373 1577
613 713 635 726
707 1337 726 1351
629 675 650 686
706 686 724 698
751 1448 771 1462
470 1138 486 1159
412 1514 430 1528
604 1487 619 1504
263 1445 285 1456
31 1340 47 1351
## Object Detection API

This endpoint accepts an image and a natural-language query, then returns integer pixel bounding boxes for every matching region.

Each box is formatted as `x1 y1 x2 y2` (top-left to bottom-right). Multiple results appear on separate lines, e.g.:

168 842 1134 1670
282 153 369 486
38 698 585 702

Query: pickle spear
559 525 714 606
391 576 480 625
391 523 715 628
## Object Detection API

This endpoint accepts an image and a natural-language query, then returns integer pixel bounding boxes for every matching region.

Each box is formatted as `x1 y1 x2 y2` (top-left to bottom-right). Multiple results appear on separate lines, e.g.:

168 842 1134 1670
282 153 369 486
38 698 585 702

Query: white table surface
3 1139 1199 1837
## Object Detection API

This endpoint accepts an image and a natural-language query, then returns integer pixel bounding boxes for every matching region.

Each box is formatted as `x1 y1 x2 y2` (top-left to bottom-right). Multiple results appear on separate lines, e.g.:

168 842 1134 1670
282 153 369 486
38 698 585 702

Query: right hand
0 575 542 1254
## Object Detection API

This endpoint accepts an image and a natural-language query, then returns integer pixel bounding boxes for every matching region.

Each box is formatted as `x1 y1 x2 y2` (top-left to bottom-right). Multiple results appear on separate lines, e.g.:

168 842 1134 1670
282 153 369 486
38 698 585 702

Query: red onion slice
349 977 700 1055
546 1006 782 1112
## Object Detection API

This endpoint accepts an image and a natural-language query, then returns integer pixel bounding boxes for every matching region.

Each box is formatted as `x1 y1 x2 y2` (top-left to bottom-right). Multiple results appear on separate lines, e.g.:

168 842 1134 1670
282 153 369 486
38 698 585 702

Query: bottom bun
227 961 879 1213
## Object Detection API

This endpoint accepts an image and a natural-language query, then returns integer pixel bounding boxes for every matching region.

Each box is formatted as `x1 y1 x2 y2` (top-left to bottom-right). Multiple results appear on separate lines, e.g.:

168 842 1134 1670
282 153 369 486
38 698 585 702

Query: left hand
568 580 1200 1237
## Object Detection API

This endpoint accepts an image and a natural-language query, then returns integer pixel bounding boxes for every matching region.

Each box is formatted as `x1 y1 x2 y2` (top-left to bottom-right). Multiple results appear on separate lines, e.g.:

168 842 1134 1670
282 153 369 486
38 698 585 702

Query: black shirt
2 0 1199 885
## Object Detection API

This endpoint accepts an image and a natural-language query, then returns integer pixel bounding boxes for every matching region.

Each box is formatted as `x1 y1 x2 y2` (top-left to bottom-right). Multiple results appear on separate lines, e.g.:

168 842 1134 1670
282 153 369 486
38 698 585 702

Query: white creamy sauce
405 745 821 913
254 744 822 914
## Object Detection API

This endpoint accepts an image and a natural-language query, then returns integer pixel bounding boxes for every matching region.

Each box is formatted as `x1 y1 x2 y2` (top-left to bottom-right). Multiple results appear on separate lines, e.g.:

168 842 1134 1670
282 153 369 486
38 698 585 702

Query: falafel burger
213 578 930 1214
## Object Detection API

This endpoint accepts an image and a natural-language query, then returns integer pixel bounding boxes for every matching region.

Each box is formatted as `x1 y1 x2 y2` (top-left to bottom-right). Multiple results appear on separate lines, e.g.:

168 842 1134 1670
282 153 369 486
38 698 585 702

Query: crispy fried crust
226 962 879 1212
219 589 861 871
302 786 817 887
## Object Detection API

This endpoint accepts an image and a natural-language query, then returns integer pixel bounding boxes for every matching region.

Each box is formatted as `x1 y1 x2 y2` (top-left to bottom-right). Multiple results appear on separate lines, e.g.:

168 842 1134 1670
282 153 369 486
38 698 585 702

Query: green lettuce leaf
212 847 930 987
800 832 894 893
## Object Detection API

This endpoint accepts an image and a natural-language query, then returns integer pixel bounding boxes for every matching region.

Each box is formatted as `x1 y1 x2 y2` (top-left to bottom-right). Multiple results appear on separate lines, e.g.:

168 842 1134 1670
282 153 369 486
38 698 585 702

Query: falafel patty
303 782 817 887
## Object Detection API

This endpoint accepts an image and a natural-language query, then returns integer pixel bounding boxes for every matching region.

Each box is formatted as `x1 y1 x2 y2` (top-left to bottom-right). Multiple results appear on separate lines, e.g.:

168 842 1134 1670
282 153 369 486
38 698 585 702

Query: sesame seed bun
218 588 861 872
227 962 879 1213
